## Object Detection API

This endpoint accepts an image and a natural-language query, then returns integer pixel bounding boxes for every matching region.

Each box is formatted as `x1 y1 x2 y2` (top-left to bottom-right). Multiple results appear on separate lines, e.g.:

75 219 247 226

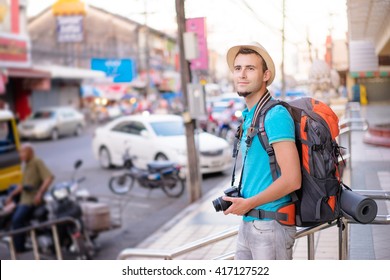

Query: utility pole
144 0 150 98
175 0 202 203
306 28 313 63
281 0 286 100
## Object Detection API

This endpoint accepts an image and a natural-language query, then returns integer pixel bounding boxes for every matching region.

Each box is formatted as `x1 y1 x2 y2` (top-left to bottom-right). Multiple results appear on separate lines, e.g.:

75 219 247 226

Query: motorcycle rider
4 143 54 253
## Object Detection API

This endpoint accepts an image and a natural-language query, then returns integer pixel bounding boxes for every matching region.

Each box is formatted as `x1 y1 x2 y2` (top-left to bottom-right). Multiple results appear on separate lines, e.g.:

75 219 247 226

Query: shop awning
52 0 86 16
350 71 390 78
6 68 51 79
34 65 105 80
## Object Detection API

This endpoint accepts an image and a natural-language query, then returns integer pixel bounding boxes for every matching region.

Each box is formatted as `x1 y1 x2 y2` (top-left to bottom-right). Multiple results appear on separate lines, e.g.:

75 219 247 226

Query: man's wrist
247 196 260 210
37 188 45 198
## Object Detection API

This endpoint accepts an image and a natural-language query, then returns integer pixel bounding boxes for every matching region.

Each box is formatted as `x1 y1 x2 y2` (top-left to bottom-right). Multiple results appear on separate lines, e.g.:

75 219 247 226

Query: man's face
233 53 267 97
19 147 32 162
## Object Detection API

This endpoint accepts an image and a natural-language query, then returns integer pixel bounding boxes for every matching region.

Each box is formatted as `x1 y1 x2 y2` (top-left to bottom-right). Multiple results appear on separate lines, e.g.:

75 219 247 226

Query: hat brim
226 43 275 86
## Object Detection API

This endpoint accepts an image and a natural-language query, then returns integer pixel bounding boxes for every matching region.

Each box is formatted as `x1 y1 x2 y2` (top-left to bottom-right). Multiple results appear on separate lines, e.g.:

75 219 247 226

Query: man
5 143 54 253
223 42 301 260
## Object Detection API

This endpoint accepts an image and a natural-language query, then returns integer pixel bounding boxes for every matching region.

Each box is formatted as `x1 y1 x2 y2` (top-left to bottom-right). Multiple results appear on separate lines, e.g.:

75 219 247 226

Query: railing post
30 230 40 260
51 225 63 260
347 128 352 174
8 236 17 260
307 233 315 260
342 218 349 260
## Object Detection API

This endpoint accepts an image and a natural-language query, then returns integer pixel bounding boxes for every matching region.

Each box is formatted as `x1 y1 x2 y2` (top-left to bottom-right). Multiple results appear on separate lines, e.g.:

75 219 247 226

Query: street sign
91 58 136 83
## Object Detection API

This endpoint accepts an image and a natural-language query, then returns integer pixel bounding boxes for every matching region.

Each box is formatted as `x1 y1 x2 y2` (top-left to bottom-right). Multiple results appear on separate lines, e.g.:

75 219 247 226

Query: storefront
3 67 50 121
31 64 105 111
349 71 390 102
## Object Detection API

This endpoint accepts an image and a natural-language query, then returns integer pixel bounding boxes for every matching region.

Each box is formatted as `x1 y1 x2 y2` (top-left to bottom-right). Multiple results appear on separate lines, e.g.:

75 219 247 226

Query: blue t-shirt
240 104 295 222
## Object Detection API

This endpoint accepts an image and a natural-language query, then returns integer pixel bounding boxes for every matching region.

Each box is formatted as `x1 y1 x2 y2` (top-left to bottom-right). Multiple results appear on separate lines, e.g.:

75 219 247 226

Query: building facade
347 0 390 102
28 1 179 97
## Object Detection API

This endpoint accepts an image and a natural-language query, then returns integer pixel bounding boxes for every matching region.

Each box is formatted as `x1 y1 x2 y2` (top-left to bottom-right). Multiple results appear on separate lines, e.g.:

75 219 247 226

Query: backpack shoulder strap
253 99 285 181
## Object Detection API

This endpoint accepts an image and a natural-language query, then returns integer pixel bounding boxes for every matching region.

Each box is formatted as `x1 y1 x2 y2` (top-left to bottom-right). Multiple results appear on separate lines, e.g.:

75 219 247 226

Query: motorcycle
109 148 185 198
0 160 96 259
46 159 96 259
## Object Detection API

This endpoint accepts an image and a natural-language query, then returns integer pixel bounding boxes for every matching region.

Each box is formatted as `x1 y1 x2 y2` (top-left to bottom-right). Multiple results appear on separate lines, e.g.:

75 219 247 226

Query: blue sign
91 58 136 83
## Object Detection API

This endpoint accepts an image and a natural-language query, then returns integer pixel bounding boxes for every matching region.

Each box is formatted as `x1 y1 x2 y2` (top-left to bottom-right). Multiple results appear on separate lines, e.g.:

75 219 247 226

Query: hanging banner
186 17 209 71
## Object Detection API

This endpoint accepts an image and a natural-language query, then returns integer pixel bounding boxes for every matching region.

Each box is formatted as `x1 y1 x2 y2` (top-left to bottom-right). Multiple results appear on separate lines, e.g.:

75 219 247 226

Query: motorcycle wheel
74 237 94 260
109 174 135 195
161 175 185 198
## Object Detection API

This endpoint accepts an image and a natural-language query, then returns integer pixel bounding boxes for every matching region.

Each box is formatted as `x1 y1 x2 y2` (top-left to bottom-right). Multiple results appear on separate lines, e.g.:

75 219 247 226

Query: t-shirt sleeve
264 105 295 144
36 159 53 181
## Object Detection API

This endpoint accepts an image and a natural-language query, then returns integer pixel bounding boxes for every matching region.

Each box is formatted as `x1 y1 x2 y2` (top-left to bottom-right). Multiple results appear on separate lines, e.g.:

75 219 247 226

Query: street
10 124 231 259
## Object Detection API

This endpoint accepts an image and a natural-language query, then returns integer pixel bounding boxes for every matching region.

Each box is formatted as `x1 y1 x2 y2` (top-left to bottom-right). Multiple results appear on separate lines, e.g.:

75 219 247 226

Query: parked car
92 114 232 174
18 107 85 140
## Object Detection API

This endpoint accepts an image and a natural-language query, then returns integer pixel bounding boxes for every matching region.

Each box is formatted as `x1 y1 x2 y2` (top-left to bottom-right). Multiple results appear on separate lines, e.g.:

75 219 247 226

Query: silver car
18 107 85 140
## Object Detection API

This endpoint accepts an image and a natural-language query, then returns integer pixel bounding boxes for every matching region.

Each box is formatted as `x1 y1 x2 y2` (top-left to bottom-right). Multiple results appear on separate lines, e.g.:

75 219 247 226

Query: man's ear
263 70 271 83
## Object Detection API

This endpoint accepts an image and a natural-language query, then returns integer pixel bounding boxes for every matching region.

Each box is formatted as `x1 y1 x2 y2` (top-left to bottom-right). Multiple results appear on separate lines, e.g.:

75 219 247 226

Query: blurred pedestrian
223 42 301 260
154 99 169 114
218 100 235 138
5 143 54 253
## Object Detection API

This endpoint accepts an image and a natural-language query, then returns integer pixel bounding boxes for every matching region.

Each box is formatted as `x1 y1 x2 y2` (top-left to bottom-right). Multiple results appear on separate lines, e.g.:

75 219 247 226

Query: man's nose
239 69 247 78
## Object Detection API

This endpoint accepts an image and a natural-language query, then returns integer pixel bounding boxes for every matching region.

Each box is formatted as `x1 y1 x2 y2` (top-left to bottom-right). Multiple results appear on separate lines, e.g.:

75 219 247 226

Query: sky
27 0 348 79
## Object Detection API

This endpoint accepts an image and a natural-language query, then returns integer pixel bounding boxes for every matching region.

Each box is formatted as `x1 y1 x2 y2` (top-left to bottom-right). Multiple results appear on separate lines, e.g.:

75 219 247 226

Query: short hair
235 48 268 73
20 143 34 156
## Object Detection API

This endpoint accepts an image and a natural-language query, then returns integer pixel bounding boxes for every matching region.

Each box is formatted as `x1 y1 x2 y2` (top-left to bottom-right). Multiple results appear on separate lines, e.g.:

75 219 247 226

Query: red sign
0 33 30 68
11 0 20 34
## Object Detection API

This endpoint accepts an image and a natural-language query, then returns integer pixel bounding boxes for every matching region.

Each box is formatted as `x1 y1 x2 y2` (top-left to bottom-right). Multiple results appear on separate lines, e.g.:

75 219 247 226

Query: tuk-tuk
0 110 22 193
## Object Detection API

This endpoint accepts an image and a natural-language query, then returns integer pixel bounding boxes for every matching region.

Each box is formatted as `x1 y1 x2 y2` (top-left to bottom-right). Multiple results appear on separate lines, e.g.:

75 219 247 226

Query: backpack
237 96 344 227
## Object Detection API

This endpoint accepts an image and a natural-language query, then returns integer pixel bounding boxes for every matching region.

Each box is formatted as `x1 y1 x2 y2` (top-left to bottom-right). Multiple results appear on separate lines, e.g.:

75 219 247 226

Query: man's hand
5 195 13 206
33 193 43 206
222 196 254 216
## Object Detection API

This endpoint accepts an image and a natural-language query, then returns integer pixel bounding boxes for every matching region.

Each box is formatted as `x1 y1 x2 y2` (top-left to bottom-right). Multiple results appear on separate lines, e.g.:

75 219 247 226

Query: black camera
212 187 241 212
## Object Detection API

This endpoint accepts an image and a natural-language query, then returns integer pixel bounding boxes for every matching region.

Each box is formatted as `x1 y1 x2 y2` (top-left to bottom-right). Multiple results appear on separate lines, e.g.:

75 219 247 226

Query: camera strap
231 91 272 194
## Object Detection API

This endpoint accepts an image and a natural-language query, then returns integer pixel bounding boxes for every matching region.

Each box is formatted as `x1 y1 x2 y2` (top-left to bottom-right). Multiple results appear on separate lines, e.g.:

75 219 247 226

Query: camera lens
212 196 232 212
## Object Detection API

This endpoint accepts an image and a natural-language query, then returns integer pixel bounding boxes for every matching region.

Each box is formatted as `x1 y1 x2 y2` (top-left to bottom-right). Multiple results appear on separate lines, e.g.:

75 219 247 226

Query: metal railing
117 190 390 260
0 217 81 260
338 102 369 171
338 117 369 168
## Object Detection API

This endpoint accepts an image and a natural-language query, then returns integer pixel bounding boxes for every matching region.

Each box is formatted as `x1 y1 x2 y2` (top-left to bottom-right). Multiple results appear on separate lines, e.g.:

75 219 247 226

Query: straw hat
226 42 276 86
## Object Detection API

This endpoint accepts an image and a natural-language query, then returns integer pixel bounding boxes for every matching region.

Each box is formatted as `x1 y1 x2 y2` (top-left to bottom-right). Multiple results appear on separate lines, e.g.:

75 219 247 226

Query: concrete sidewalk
126 103 390 260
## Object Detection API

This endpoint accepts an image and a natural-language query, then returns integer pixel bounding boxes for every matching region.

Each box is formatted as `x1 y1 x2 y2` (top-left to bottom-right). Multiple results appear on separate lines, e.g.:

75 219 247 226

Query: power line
230 0 301 46
233 0 281 36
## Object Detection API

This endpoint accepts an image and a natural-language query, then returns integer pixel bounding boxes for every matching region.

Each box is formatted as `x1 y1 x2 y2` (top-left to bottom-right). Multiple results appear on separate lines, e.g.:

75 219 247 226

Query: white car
92 114 232 174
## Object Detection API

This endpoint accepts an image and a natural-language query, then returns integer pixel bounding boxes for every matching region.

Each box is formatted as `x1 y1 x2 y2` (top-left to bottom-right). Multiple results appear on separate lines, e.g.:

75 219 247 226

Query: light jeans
235 219 296 260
